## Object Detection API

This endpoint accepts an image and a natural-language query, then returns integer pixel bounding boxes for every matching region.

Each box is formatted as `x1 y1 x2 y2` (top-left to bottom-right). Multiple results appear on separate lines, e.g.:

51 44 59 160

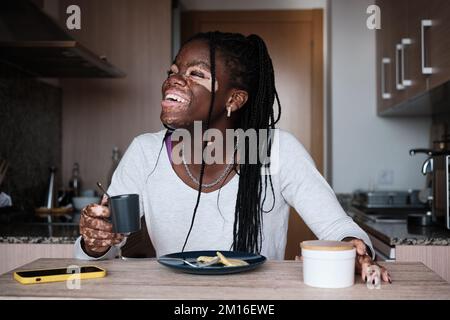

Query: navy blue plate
157 250 267 275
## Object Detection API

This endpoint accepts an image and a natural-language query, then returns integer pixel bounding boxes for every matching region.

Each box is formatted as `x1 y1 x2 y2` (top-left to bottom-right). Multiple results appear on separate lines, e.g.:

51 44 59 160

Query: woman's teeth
165 93 188 103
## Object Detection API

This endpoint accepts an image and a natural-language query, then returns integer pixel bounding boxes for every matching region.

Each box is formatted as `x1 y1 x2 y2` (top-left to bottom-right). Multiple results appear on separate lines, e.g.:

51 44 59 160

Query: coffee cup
109 194 141 234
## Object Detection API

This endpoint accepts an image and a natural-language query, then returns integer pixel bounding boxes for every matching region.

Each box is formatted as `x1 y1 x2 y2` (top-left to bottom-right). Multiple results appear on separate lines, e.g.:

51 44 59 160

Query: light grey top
74 129 374 260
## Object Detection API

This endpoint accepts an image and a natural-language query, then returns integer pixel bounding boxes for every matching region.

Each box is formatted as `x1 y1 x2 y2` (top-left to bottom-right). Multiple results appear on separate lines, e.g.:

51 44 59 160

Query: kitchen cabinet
0 243 73 275
429 0 450 90
376 0 395 114
396 245 450 283
376 0 450 116
346 207 450 282
405 0 430 99
0 1 125 78
376 0 414 113
389 0 409 109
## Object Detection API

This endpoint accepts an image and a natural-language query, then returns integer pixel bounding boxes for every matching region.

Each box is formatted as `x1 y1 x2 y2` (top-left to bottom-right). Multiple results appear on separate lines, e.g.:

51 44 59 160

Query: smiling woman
73 31 391 284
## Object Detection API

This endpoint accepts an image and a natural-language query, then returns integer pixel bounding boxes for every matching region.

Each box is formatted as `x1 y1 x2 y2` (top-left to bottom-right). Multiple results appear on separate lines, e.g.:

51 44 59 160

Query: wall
52 0 431 193
56 0 172 190
0 63 61 212
330 0 431 193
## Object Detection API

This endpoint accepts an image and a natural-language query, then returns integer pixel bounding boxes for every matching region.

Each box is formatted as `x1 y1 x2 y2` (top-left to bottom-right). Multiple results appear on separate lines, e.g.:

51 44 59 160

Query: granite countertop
3 196 450 246
347 207 450 246
0 222 79 244
337 194 450 246
0 209 80 244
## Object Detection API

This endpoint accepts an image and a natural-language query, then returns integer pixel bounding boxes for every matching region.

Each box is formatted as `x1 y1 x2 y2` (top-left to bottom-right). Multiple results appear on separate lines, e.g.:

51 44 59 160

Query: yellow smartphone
13 265 106 285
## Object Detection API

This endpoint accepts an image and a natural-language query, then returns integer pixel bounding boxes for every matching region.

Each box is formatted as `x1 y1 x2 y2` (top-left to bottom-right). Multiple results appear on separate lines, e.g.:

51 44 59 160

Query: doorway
181 10 324 259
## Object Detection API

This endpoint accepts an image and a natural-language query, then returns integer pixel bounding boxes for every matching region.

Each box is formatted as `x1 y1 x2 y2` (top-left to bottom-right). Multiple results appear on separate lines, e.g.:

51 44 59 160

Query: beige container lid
300 240 354 251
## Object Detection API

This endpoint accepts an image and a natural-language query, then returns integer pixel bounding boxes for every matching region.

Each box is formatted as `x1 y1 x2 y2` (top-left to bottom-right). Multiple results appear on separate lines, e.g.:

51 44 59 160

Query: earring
227 106 232 117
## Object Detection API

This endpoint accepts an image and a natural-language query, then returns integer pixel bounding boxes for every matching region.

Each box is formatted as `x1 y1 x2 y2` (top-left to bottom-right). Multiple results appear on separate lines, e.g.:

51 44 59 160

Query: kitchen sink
366 214 408 223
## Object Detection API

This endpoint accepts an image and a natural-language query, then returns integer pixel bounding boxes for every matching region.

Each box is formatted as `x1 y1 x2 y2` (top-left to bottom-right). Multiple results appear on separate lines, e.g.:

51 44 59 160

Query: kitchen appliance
407 212 433 226
410 138 450 230
351 190 428 224
352 189 425 209
0 0 125 78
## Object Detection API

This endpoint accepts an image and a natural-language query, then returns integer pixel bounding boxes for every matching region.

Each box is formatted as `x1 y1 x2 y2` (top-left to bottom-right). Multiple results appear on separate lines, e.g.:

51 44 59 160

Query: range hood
0 0 125 78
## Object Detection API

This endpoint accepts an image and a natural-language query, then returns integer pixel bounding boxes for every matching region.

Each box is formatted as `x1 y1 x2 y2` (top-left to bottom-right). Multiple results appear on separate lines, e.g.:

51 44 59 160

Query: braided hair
181 31 281 254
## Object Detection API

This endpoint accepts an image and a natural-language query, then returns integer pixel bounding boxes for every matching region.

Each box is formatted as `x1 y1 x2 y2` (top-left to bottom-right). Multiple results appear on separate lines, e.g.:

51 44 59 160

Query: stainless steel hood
0 0 125 78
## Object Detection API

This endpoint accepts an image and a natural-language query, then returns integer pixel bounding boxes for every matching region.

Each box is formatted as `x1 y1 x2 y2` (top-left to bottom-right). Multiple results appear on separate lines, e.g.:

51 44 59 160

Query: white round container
301 240 356 289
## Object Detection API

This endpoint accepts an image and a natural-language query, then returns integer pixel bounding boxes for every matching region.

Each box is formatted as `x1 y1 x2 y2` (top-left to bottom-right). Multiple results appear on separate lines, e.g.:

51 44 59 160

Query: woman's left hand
347 238 392 284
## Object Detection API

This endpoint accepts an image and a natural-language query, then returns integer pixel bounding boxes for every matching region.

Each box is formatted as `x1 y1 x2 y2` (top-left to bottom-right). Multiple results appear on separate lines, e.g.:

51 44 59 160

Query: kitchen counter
3 200 449 247
0 222 79 244
337 194 450 246
1 258 449 299
347 207 450 246
337 195 450 282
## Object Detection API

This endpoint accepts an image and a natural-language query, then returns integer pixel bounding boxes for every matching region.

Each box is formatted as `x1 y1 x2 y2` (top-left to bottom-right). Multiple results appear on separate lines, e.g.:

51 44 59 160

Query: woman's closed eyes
166 65 210 80
189 70 206 79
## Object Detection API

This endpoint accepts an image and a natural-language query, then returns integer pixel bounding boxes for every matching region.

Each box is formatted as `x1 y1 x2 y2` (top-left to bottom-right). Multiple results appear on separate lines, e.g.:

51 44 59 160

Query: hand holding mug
79 195 124 257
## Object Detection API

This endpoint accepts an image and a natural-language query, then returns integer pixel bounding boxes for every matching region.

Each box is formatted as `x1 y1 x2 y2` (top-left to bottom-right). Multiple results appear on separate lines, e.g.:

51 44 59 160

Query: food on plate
196 251 249 267
197 256 218 263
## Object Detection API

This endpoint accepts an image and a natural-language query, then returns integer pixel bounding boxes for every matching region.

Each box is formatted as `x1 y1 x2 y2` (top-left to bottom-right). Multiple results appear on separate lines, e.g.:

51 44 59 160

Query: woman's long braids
182 31 281 254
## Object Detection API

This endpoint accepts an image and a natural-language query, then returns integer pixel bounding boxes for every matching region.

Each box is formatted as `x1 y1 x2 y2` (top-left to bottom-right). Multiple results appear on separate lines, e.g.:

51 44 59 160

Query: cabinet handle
401 38 412 86
421 19 433 75
395 44 405 90
382 57 392 99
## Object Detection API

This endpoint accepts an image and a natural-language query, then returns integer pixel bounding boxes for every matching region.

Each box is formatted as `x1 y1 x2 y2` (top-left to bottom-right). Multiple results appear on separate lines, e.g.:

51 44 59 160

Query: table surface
1 259 449 299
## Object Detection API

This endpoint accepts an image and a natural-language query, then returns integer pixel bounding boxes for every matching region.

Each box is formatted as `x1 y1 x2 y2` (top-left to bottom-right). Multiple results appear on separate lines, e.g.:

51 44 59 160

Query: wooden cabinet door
377 0 410 114
429 0 450 89
406 0 431 99
377 0 450 115
376 0 395 113
389 0 409 107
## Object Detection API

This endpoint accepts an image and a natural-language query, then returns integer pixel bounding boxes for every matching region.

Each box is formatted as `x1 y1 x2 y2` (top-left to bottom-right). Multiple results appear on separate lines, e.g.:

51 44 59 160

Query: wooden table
0 259 449 299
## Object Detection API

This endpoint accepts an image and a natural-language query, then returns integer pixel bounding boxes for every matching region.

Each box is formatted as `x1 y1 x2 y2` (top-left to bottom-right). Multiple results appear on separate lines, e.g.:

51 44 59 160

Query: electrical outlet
378 169 394 186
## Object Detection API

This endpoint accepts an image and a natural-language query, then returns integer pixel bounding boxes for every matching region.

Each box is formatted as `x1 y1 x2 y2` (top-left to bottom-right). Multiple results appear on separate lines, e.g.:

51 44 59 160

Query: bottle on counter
69 162 82 197
107 147 121 188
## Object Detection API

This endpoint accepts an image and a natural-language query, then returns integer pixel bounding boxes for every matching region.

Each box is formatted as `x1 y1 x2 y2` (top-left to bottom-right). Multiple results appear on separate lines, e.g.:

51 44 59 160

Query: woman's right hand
79 195 124 257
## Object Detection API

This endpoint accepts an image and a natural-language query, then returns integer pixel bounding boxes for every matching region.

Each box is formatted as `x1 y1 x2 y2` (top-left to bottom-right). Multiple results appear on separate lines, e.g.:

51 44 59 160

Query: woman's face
160 40 234 129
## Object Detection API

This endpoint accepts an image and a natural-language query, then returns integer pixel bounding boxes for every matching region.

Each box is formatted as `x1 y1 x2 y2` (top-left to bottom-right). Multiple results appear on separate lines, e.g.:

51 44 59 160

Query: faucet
409 148 435 176
421 158 433 175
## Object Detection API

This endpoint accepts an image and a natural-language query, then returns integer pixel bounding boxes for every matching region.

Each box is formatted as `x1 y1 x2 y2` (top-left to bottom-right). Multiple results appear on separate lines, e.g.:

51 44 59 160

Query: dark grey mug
109 194 141 234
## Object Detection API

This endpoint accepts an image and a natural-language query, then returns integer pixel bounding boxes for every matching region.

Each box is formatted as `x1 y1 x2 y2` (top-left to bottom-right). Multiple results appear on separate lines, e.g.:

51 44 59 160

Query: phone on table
13 265 106 285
